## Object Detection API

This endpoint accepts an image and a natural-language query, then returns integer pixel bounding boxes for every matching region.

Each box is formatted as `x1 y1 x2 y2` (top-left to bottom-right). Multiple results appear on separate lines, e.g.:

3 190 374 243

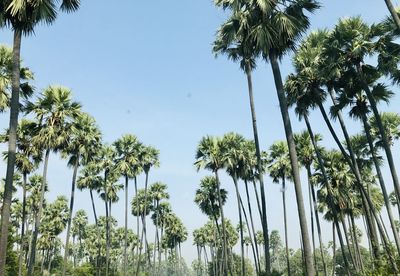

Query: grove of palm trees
1 0 400 275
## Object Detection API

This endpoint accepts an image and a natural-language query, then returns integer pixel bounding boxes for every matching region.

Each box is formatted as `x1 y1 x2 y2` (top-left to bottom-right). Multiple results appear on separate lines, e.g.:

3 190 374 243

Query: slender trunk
307 172 317 274
134 176 140 274
245 180 261 273
252 181 263 223
124 175 129 276
384 0 400 30
335 219 351 276
340 215 357 271
245 63 270 274
214 171 229 275
239 196 259 275
281 177 291 276
104 171 110 276
18 172 28 276
89 189 101 276
142 171 151 267
62 158 79 276
307 165 327 276
28 149 50 276
361 112 400 254
269 53 314 276
304 114 350 275
318 99 380 258
232 174 245 276
0 29 22 276
332 223 336 276
349 212 364 273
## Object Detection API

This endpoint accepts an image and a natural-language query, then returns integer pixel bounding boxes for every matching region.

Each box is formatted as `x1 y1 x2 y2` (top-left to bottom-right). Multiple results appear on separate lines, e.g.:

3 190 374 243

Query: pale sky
1 0 400 265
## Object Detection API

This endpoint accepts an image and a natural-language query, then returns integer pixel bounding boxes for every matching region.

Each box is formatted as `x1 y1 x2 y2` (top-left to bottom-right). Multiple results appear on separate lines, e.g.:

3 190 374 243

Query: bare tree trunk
384 0 400 30
18 173 28 276
270 53 314 276
63 159 79 276
0 29 22 276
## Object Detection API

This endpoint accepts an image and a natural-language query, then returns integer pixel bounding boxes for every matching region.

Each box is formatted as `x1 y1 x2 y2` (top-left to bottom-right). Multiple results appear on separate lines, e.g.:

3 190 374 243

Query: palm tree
0 2 80 270
149 182 169 269
267 141 292 275
61 113 102 276
113 134 142 276
24 86 81 275
213 16 271 272
214 1 319 273
71 210 88 266
195 136 230 274
294 131 328 276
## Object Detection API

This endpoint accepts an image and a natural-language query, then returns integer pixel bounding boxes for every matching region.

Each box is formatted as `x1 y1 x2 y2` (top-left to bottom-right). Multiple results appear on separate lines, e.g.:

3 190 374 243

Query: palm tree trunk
332 223 336 276
269 52 314 276
244 180 261 272
318 99 381 258
239 196 259 275
349 213 364 272
142 171 152 267
303 114 350 275
89 189 101 276
18 172 28 276
361 113 400 254
340 215 358 271
104 171 110 276
281 177 291 276
245 63 271 274
124 175 129 276
384 0 400 30
28 148 50 276
306 164 328 276
214 171 229 275
134 176 140 271
232 174 245 276
63 158 79 276
335 219 351 276
0 29 22 276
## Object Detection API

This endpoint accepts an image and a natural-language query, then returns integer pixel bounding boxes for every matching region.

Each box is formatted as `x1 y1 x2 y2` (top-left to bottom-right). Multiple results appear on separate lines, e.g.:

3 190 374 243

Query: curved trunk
269 53 314 276
281 177 291 276
361 113 400 254
62 158 79 276
18 172 28 276
0 29 22 276
384 0 400 30
245 63 271 274
28 148 50 276
124 175 129 276
232 174 245 276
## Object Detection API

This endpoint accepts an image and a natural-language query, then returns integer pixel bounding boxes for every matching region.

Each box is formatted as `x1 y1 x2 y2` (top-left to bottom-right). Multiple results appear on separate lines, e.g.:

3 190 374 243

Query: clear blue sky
1 0 399 264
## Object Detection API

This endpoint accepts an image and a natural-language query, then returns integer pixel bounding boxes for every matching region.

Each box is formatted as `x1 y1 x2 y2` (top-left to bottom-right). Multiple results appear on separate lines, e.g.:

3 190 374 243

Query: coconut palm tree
113 134 142 276
61 113 102 276
24 86 81 275
267 141 292 275
0 2 80 270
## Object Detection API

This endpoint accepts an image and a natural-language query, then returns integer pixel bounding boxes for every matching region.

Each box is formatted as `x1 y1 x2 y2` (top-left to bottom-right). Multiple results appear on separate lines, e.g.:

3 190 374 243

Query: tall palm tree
25 86 81 275
149 182 169 269
113 134 142 276
0 3 80 270
294 131 328 276
195 136 230 274
61 113 102 276
213 16 271 272
267 141 292 275
214 1 319 273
